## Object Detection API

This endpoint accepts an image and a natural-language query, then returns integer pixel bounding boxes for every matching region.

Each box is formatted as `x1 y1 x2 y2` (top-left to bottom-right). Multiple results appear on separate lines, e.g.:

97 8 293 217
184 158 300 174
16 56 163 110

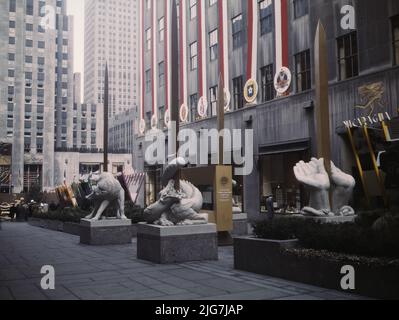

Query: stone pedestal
80 218 132 245
232 213 249 236
137 223 218 264
290 215 357 224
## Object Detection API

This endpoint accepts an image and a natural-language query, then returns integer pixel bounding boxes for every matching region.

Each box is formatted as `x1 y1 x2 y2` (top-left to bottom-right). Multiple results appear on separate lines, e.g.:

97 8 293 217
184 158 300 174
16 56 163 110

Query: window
8 69 14 78
38 41 45 49
9 0 16 12
9 20 16 28
209 29 218 61
190 42 198 70
8 53 15 61
9 37 15 45
232 15 243 49
337 32 359 80
190 0 197 20
293 0 309 19
392 15 399 65
190 94 198 122
159 17 165 42
145 28 151 51
294 50 311 92
25 56 33 64
159 62 165 87
26 0 33 16
158 106 165 128
26 23 33 31
25 39 33 47
145 69 151 93
233 76 244 110
259 0 273 35
260 64 274 102
209 86 218 117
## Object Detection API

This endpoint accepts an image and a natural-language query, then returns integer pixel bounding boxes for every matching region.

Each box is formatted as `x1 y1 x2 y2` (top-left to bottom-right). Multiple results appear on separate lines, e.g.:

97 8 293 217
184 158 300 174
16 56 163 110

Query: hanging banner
198 96 208 118
180 104 189 123
244 79 258 104
274 67 292 95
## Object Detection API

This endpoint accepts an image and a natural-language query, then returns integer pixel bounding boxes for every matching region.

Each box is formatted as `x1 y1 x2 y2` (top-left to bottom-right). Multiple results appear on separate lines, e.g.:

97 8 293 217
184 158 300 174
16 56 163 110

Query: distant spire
104 62 109 172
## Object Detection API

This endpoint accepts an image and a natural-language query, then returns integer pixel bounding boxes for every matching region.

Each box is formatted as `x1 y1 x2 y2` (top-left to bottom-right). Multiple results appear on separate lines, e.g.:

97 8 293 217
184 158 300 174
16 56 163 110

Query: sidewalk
0 222 367 300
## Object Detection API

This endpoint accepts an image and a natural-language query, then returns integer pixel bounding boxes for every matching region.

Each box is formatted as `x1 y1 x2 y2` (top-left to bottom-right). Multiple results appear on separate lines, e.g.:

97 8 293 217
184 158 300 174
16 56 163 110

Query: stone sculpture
294 158 356 217
144 158 207 226
84 172 127 221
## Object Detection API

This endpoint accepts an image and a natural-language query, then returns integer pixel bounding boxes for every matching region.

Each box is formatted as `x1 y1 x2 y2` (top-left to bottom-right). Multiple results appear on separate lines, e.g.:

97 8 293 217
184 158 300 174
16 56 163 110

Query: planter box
29 218 139 238
234 237 399 300
137 223 218 264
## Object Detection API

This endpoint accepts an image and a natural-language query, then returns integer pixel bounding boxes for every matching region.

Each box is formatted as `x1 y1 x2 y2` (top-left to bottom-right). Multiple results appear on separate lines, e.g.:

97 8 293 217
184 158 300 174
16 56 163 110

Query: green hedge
32 203 146 224
253 212 399 259
32 207 88 223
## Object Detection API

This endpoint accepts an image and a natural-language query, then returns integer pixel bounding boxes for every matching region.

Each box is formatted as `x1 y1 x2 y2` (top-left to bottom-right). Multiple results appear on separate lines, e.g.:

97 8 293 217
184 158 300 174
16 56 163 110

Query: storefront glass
260 151 308 214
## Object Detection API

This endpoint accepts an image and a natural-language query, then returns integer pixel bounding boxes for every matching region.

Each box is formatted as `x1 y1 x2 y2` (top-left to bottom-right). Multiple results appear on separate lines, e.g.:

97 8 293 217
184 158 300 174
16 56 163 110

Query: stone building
84 0 140 117
0 0 74 193
135 0 399 219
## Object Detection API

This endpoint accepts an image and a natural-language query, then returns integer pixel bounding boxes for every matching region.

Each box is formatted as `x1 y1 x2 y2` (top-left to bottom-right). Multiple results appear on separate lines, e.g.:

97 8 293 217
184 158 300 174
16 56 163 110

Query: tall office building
0 0 74 193
136 0 399 215
84 0 139 117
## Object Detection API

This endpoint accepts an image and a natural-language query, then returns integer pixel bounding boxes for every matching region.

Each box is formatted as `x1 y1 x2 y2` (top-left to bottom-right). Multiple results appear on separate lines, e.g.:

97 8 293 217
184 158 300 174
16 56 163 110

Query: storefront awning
259 139 310 156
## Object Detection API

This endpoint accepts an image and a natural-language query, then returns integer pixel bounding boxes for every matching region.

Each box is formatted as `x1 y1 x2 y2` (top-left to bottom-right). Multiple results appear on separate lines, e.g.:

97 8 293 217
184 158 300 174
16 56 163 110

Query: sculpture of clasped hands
294 158 356 217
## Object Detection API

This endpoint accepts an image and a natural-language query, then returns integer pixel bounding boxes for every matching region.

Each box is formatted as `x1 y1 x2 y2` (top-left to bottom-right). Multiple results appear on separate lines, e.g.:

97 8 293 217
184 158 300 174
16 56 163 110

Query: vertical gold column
362 126 388 207
347 127 370 206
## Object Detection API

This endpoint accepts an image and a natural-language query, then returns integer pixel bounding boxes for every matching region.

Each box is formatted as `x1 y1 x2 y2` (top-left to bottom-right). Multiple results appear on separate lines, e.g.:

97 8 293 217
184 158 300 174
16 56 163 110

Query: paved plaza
0 222 367 300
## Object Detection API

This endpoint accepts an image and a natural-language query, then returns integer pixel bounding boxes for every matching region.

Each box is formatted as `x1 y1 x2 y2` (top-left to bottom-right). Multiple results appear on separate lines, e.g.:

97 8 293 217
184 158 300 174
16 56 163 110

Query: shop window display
260 151 308 214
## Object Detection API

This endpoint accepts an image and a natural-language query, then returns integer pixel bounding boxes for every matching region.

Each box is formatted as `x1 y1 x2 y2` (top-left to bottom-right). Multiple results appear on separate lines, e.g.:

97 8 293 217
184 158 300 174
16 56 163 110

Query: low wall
29 218 138 238
234 237 399 300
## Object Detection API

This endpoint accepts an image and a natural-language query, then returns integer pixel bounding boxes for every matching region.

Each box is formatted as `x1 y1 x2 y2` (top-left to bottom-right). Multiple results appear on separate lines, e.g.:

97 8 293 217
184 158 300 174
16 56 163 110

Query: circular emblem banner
274 67 292 94
244 79 258 103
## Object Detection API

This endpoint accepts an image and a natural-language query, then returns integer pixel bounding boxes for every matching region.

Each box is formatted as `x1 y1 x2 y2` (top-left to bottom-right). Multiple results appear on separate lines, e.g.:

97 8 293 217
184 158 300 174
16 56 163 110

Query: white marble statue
144 158 207 226
84 172 127 221
294 158 356 217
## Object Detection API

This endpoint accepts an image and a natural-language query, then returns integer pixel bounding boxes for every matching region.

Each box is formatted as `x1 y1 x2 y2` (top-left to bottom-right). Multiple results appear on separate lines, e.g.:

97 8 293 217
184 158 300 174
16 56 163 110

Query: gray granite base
80 218 132 245
290 214 357 223
137 223 218 264
232 213 249 236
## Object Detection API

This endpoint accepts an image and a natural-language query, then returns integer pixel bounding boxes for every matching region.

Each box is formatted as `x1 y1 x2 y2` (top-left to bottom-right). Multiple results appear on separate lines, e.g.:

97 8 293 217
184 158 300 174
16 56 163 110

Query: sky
66 0 85 81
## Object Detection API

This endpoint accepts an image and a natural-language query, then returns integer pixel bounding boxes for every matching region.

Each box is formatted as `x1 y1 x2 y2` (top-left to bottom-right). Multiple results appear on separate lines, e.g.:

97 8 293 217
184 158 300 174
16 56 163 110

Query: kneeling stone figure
144 158 207 226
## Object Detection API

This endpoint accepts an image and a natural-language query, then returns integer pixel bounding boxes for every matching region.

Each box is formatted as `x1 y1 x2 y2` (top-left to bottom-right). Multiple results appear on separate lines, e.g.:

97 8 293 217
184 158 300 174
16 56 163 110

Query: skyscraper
0 0 74 193
84 0 139 117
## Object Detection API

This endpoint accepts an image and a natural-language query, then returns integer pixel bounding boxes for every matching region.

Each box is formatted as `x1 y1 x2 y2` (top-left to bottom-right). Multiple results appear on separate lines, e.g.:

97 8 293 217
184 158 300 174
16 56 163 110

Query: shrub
253 216 399 259
32 206 88 223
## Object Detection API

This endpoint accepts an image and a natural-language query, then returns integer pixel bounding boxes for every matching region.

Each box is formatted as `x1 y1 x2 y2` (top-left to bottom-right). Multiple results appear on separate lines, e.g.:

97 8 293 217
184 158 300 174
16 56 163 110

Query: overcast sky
67 0 85 80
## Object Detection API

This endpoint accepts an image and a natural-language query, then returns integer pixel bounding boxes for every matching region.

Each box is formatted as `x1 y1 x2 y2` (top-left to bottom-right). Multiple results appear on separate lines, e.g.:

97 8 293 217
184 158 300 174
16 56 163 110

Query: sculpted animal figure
294 158 356 217
84 172 127 221
144 158 206 226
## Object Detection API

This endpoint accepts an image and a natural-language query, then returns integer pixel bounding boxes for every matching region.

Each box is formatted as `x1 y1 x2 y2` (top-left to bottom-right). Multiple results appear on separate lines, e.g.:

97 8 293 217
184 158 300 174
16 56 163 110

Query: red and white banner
218 0 230 97
179 0 188 109
198 0 208 104
151 0 158 119
246 0 259 82
139 0 145 120
274 0 289 72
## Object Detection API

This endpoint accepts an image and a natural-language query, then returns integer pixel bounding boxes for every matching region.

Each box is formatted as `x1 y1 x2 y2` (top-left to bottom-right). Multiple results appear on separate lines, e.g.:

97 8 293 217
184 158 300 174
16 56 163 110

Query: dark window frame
337 31 359 80
260 64 275 102
294 49 312 92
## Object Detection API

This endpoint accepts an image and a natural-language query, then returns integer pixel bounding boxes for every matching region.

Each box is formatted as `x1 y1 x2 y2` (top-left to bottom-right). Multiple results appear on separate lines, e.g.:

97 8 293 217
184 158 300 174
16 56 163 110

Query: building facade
135 0 399 219
84 0 140 117
109 109 135 155
0 0 74 193
72 73 104 151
